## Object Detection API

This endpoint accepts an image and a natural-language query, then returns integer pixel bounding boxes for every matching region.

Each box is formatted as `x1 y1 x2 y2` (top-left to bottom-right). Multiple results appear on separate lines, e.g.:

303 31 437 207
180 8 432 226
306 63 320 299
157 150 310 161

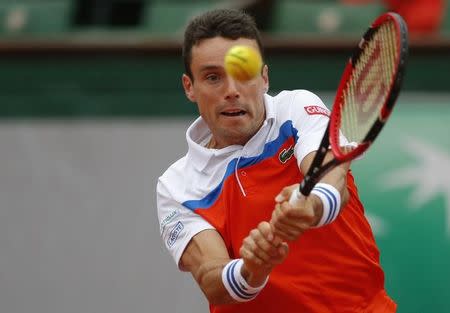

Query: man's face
182 37 269 148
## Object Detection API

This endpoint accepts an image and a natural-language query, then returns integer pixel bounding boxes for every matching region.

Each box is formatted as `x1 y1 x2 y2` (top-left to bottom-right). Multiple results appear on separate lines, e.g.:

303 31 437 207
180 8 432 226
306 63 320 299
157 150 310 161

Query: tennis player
157 9 396 313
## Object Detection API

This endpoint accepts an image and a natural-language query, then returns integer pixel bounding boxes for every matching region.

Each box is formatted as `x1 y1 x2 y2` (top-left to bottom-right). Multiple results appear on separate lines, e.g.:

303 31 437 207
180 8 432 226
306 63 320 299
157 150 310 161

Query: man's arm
270 150 350 241
180 222 288 305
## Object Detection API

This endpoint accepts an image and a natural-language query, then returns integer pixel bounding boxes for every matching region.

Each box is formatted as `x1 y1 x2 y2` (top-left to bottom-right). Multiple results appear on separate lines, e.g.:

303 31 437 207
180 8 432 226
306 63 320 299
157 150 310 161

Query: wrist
310 195 324 227
240 261 271 288
221 259 269 302
310 183 342 227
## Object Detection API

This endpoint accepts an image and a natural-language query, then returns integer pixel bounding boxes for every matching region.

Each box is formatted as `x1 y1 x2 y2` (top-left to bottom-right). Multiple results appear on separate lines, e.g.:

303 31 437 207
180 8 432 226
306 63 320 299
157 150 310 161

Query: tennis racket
290 12 408 204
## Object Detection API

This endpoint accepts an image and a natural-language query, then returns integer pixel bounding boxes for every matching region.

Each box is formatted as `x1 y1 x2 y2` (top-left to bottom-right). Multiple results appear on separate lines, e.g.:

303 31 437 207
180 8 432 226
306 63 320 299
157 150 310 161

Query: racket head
330 12 409 162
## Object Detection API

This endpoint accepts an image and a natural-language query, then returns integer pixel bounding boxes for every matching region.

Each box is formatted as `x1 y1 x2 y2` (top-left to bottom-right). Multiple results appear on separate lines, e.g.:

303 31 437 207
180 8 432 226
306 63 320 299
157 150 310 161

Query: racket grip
288 188 303 207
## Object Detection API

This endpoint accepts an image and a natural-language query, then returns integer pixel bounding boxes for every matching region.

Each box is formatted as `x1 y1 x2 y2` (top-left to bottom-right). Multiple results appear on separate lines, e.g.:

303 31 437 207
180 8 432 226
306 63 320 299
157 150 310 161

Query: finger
271 206 295 237
270 203 281 225
272 202 305 228
273 212 312 231
278 201 316 224
240 244 271 269
272 215 307 241
275 185 296 203
289 201 316 220
272 227 301 241
271 242 289 262
278 242 289 258
240 246 263 266
254 223 279 256
245 231 273 262
271 201 291 223
257 221 274 242
273 218 310 235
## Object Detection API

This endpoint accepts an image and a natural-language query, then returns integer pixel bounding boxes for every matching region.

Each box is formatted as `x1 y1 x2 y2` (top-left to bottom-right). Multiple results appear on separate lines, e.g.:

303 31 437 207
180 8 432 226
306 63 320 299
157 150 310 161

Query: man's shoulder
270 89 323 106
267 89 327 123
158 155 189 185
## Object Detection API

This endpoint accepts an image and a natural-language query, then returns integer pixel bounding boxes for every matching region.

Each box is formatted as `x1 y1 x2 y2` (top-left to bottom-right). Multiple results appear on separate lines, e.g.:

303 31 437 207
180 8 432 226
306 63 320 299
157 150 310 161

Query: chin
224 128 255 144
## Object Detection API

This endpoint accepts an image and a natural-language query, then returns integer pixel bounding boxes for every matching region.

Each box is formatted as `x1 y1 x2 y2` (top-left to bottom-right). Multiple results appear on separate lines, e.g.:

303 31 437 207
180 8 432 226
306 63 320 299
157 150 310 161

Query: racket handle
299 176 315 196
288 188 303 207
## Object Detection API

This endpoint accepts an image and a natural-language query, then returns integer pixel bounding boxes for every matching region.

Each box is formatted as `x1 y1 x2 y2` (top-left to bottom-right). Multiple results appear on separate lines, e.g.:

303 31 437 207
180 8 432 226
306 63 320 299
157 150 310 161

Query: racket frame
298 12 408 197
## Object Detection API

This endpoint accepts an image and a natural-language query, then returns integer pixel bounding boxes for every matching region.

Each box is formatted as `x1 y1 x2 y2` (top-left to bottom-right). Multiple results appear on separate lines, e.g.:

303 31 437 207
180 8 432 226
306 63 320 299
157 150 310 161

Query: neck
206 137 217 149
206 135 250 149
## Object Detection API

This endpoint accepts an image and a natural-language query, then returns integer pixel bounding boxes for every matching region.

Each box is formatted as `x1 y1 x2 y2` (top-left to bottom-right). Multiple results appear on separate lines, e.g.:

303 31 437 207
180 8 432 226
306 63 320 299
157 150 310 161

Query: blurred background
0 0 449 312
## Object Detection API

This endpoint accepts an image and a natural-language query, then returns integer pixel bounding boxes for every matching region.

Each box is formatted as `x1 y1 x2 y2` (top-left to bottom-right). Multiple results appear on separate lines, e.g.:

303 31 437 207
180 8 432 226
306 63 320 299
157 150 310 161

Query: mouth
221 109 247 117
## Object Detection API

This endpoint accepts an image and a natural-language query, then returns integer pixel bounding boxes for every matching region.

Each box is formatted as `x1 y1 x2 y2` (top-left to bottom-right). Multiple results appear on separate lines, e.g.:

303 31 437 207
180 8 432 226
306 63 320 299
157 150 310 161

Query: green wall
0 48 449 118
351 100 450 312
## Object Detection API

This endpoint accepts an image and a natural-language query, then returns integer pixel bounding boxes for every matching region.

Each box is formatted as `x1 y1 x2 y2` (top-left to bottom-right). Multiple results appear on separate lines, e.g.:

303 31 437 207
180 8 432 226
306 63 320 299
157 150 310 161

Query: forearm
180 230 237 304
181 228 278 305
193 258 270 305
319 161 350 207
299 151 351 210
192 258 235 305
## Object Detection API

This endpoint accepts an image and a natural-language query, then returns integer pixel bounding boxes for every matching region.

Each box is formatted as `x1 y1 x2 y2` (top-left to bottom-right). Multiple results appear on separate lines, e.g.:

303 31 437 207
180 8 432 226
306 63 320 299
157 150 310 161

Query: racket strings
339 20 398 152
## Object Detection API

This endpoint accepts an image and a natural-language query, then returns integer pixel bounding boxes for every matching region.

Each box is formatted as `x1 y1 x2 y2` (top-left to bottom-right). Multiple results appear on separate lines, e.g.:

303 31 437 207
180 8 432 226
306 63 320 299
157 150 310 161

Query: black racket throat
299 125 340 196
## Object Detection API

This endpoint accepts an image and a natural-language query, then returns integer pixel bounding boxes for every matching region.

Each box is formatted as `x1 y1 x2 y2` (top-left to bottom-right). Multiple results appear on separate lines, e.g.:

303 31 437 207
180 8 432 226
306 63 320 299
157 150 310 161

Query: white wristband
310 183 342 227
221 259 268 302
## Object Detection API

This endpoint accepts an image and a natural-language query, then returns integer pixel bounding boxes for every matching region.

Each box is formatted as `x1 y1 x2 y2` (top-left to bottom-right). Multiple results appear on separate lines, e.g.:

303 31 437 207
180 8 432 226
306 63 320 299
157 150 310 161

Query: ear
262 64 269 93
182 74 196 102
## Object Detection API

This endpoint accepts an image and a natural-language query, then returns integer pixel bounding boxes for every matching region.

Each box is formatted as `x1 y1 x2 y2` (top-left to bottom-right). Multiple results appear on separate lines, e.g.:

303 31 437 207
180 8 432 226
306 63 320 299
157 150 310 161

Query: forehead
190 37 260 68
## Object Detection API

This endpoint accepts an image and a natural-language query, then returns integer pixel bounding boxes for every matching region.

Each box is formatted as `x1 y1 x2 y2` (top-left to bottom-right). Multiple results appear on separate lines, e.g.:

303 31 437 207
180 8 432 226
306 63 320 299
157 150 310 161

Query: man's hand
239 221 289 287
270 184 323 241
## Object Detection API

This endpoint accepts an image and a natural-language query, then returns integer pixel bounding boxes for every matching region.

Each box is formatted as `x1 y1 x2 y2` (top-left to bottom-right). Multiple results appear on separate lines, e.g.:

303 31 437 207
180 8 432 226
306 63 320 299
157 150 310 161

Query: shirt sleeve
157 178 215 270
290 90 352 166
290 90 331 164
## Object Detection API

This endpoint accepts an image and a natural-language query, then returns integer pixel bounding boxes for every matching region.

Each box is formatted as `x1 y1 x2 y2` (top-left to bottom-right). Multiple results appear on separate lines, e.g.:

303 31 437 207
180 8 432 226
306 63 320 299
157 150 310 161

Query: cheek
196 94 218 116
245 81 265 95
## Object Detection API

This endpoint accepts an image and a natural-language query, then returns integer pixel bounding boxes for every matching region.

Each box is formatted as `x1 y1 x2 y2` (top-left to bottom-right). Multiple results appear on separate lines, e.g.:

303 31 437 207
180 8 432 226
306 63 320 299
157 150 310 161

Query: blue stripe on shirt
183 120 298 211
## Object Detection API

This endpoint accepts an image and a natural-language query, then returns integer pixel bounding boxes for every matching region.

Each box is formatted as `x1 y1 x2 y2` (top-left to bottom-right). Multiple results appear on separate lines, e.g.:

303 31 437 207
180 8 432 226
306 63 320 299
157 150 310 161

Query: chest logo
279 145 294 164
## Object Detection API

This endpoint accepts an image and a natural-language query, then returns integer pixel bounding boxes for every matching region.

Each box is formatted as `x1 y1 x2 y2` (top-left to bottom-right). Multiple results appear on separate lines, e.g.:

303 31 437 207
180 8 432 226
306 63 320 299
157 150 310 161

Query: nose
224 76 240 101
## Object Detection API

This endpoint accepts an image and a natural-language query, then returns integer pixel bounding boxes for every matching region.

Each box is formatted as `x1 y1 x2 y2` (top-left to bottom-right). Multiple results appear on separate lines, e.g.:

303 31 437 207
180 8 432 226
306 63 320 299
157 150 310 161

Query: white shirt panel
157 165 215 269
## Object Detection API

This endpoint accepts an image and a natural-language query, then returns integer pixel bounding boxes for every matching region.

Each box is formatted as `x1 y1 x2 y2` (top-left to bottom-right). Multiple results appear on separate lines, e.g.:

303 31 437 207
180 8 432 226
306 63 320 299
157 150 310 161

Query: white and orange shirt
157 90 395 313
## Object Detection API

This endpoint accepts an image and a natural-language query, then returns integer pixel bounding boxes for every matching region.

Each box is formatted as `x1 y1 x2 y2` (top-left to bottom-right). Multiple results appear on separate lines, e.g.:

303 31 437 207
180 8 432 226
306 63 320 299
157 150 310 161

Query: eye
205 73 221 83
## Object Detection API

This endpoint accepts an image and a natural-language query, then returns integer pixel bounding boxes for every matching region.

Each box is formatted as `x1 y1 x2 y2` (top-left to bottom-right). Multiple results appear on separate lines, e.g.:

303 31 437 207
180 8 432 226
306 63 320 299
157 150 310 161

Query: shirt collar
186 93 276 172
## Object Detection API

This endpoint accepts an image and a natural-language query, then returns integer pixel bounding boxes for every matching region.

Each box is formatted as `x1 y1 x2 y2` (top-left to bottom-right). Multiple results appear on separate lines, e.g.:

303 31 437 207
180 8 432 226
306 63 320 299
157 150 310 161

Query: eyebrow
199 65 222 72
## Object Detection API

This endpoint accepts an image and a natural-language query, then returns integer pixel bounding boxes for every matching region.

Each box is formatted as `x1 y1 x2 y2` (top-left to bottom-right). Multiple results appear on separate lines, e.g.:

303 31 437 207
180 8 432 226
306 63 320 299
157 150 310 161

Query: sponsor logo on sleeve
304 105 330 117
167 221 184 247
160 210 180 233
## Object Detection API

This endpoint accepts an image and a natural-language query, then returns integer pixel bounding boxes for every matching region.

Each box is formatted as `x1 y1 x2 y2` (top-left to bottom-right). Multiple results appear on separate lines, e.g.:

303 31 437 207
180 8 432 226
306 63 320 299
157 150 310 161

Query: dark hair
182 9 264 79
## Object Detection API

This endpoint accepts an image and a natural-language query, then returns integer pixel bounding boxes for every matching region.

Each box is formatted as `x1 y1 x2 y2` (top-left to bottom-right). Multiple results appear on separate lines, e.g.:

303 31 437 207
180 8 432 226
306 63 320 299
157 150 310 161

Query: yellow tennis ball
224 45 263 81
